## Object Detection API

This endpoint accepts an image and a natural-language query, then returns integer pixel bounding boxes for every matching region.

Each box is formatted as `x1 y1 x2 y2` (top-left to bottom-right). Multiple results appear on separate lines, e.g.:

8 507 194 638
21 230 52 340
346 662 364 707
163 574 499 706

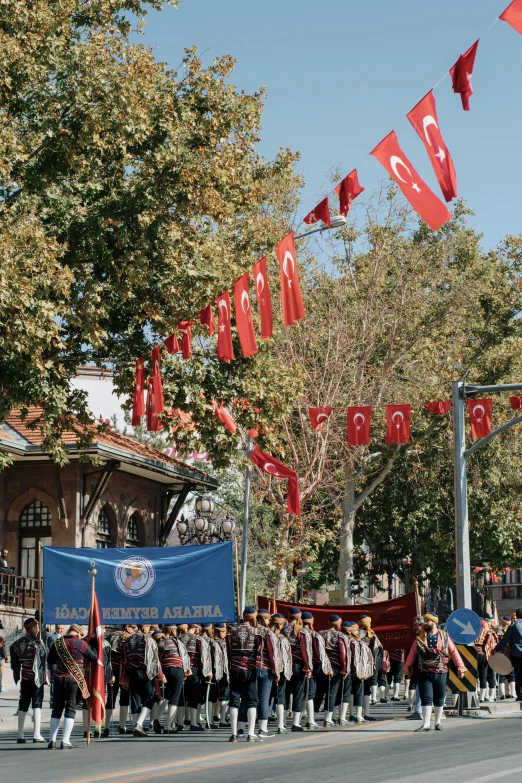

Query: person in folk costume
475 617 498 702
377 649 390 703
148 630 169 732
46 624 98 749
385 649 405 702
257 607 271 628
342 620 372 724
281 607 313 732
177 623 212 732
314 615 344 728
405 613 466 732
227 606 264 742
338 621 356 725
254 608 279 738
151 626 191 734
10 617 47 744
81 624 114 739
357 615 383 721
301 612 331 729
497 616 516 700
174 623 189 728
106 624 135 735
210 622 230 727
120 623 164 737
269 613 293 734
405 616 425 720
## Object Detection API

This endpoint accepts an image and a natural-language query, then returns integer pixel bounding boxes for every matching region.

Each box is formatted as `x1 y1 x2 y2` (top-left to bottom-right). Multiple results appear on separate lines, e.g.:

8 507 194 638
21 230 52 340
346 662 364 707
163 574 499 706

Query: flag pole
233 538 241 623
239 434 254 615
37 541 43 643
87 561 96 747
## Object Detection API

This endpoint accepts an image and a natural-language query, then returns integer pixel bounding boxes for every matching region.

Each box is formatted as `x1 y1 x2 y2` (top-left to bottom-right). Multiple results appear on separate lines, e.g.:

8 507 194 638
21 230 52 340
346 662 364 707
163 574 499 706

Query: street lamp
174 497 237 546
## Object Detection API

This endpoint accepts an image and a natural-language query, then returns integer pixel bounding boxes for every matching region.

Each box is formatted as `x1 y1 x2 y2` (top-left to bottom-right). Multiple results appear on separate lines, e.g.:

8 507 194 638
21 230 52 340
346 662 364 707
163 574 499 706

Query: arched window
19 500 52 579
126 514 140 547
96 507 112 549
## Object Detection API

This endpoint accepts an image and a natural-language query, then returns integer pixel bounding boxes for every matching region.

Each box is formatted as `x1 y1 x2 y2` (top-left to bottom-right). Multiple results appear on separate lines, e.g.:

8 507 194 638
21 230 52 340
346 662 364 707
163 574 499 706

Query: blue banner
43 542 235 625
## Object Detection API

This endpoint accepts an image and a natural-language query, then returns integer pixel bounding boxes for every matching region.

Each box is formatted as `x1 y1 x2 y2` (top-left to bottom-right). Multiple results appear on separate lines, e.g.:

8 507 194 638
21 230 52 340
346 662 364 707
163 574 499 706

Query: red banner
257 590 419 651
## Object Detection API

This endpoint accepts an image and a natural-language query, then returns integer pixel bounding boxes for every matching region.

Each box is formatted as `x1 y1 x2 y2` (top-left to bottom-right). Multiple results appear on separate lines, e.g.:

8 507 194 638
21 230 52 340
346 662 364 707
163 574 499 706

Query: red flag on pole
213 401 237 434
252 256 273 340
216 291 235 363
233 272 258 358
426 401 452 415
250 446 300 517
177 320 193 360
509 396 522 410
347 405 372 446
163 333 180 355
198 305 215 336
150 345 164 414
500 0 522 33
308 407 333 431
131 358 145 426
450 40 479 111
87 590 106 730
303 197 331 227
146 378 163 432
276 232 306 327
407 91 457 203
371 132 451 231
335 169 364 217
385 404 411 444
468 399 492 438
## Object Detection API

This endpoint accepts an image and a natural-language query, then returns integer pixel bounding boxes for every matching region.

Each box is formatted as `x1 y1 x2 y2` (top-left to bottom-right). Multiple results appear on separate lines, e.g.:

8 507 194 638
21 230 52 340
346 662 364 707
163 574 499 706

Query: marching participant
302 611 330 729
255 609 278 738
281 607 313 732
227 606 262 742
269 613 292 734
178 623 212 732
211 622 230 727
106 624 135 735
10 617 47 744
475 618 498 702
405 613 466 732
155 625 191 733
497 616 516 700
120 623 164 737
47 624 98 749
343 620 371 724
357 615 383 721
387 649 404 702
257 608 271 627
316 615 344 727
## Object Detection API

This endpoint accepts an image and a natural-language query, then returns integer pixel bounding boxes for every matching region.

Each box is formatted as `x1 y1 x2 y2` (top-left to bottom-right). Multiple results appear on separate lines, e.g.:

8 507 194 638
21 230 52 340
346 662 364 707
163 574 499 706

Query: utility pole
239 434 253 614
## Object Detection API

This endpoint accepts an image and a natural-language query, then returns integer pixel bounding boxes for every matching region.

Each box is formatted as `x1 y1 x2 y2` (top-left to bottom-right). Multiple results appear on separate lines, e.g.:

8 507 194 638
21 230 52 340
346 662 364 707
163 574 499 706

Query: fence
0 570 41 611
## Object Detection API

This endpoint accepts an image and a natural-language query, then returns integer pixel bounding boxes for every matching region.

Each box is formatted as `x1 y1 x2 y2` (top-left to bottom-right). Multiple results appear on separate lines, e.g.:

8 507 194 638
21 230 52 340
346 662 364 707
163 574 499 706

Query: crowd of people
6 606 522 749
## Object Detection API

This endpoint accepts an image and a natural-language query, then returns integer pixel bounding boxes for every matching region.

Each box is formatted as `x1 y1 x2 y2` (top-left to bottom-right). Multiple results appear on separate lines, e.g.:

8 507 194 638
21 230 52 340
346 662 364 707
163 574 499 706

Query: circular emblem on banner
114 556 156 597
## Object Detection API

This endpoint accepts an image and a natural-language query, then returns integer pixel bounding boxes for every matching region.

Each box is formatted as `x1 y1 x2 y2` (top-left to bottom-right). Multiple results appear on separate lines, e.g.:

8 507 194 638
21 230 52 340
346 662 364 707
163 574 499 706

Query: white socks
157 699 167 720
489 687 496 701
62 717 75 745
229 706 238 735
381 684 387 700
18 711 27 740
499 682 506 698
292 710 301 727
307 699 316 725
408 689 416 708
433 705 443 726
258 718 268 733
119 705 128 730
167 704 177 730
276 704 285 729
131 712 139 727
33 708 44 741
137 707 149 728
393 682 400 699
509 681 517 698
325 710 333 723
421 705 432 729
363 695 371 716
371 685 378 702
355 705 363 721
49 717 60 743
340 702 348 722
480 688 487 701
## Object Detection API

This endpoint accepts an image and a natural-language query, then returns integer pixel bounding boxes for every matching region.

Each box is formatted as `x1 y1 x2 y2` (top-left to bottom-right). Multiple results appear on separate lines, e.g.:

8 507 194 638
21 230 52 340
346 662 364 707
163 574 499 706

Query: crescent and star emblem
473 404 485 422
390 155 421 194
316 413 329 423
154 360 160 375
241 290 250 313
282 251 295 287
256 271 265 295
392 411 404 428
264 462 280 477
422 115 446 163
353 412 365 431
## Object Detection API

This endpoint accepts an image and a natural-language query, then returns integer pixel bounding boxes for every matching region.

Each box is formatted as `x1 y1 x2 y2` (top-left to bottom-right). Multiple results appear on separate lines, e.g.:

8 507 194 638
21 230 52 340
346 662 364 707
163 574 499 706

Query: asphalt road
1 713 522 783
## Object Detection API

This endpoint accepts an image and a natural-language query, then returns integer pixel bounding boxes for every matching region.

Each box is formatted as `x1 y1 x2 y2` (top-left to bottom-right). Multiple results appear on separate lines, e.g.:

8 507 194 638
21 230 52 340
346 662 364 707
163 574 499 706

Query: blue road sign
446 608 482 644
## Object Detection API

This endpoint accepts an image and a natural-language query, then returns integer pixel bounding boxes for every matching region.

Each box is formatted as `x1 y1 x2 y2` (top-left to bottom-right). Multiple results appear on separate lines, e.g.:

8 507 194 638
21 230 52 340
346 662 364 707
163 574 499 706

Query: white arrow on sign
452 618 476 635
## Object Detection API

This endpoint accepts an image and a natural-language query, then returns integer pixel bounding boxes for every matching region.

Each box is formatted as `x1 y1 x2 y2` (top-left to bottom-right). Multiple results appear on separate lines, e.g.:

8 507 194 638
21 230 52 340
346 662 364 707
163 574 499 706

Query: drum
488 652 513 675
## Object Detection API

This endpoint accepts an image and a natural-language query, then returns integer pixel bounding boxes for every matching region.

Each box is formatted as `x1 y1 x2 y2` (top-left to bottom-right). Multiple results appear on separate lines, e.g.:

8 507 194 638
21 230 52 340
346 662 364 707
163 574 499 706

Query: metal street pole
452 381 472 609
239 435 254 614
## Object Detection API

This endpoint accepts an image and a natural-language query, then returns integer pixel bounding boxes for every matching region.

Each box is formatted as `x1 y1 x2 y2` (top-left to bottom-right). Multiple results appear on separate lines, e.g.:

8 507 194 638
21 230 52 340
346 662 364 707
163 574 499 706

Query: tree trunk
275 564 288 600
338 467 356 604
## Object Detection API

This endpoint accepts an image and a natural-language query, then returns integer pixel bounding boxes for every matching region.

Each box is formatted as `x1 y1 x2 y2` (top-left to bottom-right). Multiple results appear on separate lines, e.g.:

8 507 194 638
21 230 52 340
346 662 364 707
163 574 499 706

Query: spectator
0 549 8 569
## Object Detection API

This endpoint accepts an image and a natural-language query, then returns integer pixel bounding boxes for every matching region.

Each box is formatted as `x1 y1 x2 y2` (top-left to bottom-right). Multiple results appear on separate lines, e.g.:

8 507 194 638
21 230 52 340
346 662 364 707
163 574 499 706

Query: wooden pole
233 537 241 623
86 568 95 746
37 542 43 643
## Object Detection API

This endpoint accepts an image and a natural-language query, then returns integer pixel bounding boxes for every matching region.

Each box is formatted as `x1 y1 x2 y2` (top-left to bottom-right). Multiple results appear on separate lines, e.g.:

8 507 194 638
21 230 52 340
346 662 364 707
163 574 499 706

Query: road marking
463 765 522 782
60 720 476 783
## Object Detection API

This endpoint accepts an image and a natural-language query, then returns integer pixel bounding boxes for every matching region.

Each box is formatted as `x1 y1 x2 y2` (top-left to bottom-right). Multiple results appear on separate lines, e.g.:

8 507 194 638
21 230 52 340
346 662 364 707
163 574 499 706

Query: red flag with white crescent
198 305 215 336
212 401 237 435
87 590 106 730
177 320 193 360
308 407 333 431
407 91 457 203
335 169 364 217
385 404 411 444
347 405 372 446
500 0 522 33
468 398 492 438
252 256 273 340
426 401 451 415
276 232 306 327
150 345 164 414
163 333 180 355
250 446 300 517
146 378 163 432
131 358 145 426
233 272 258 358
450 40 479 111
303 197 331 227
216 291 235 363
371 132 451 231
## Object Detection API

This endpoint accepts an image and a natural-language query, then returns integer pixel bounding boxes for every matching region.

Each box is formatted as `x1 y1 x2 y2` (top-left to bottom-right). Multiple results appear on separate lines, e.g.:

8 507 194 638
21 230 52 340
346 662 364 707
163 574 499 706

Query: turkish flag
216 290 235 363
146 378 162 432
131 358 145 426
407 91 457 203
468 398 492 438
198 305 215 336
150 345 164 414
276 232 306 327
509 396 522 410
177 320 193 360
213 401 237 434
308 407 333 431
385 404 411 444
163 333 180 355
303 197 331 227
87 590 106 730
252 256 273 339
450 40 479 111
233 272 258 358
501 0 522 33
335 169 364 216
371 132 451 231
250 446 300 517
347 405 371 446
426 401 451 415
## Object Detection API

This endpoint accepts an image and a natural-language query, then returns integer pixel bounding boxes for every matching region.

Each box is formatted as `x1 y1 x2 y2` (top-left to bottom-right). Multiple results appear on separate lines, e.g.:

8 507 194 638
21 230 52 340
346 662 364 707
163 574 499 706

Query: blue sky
137 0 522 251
